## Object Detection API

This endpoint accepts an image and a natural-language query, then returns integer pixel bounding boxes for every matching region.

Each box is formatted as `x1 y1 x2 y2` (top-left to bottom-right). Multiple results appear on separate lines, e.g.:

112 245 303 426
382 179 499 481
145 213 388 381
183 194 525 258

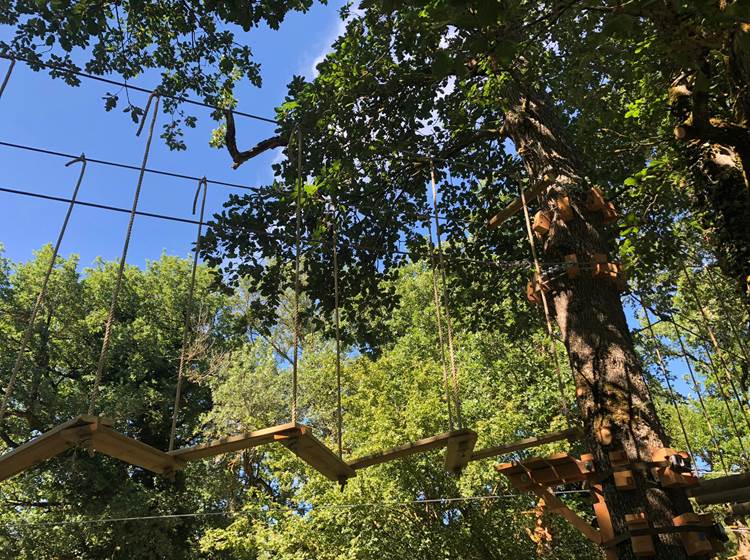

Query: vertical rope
429 160 463 430
427 218 455 432
88 94 160 416
0 59 15 100
682 265 750 434
331 203 344 458
169 177 208 451
291 128 302 424
0 154 87 425
707 266 750 367
518 185 571 428
638 302 697 474
668 317 729 472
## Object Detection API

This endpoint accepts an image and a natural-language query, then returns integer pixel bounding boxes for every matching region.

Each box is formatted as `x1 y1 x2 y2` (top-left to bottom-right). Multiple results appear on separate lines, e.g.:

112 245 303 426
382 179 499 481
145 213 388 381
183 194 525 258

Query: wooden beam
0 415 111 483
688 472 750 499
469 428 581 462
90 427 184 474
691 486 750 506
281 427 356 482
169 422 300 462
528 483 602 545
444 430 478 474
486 182 548 230
348 429 477 471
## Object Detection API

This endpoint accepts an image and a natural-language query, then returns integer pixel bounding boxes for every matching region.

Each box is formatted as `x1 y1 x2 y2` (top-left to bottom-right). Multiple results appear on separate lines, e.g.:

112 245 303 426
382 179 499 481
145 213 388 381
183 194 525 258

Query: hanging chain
0 154 87 425
169 177 208 451
518 184 572 429
89 94 160 416
429 160 463 430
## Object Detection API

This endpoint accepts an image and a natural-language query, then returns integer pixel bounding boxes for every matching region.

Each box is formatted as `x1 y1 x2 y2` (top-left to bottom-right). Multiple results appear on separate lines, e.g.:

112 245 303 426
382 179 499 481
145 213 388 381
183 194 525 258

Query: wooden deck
688 472 750 505
348 429 478 472
0 415 182 483
496 452 592 490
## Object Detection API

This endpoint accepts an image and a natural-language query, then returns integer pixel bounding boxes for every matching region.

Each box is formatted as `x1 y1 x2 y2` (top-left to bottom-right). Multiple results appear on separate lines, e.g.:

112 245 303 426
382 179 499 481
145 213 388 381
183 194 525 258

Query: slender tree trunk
503 89 701 560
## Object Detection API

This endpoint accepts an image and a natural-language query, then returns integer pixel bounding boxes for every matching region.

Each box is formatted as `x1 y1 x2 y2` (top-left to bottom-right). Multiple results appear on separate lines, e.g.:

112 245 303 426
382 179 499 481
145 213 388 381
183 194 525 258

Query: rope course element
291 128 303 424
169 177 209 452
0 53 277 125
331 205 344 459
0 59 14 100
0 154 87 425
637 300 697 474
518 183 571 428
429 160 463 429
0 140 254 191
89 94 160 415
707 266 750 368
682 265 750 435
668 315 729 473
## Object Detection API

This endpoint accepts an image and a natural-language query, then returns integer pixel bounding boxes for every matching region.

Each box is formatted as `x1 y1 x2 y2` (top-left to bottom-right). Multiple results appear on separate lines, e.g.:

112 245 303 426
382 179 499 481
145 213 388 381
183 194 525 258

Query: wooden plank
90 427 184 474
348 429 476 471
281 427 355 482
169 422 300 461
444 430 477 474
486 182 548 230
469 428 581 462
0 415 111 483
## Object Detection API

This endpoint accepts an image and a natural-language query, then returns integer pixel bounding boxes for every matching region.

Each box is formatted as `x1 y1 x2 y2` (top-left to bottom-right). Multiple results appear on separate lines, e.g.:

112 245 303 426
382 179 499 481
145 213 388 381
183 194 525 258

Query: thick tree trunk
504 90 700 560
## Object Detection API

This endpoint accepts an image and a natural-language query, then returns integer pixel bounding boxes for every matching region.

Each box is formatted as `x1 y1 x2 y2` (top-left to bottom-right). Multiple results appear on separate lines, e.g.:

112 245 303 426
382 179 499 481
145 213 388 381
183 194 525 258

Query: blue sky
0 1 346 269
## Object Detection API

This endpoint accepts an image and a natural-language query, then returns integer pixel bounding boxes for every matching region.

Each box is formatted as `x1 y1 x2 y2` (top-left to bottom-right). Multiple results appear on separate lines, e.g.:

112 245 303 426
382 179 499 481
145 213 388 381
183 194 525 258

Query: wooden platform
469 428 581 462
348 429 478 472
0 415 183 483
170 422 355 483
496 452 592 491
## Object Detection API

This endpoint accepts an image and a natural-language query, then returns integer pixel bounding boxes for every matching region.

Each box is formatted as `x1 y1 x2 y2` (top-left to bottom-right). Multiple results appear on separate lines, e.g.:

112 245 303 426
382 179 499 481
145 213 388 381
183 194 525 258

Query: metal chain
0 154 87 424
88 94 160 416
169 177 208 451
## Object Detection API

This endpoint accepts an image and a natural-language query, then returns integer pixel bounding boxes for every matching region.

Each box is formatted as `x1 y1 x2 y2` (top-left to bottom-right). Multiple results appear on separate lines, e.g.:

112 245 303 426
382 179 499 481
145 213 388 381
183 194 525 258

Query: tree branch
225 110 287 169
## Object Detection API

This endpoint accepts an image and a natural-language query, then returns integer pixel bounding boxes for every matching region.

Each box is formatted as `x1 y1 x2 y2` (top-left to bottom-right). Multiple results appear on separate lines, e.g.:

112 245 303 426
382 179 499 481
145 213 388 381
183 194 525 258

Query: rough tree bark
504 88 702 560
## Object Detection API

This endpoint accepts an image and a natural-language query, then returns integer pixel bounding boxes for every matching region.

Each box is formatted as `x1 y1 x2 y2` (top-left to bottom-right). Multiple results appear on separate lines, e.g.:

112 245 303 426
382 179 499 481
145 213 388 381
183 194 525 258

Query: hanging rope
638 301 697 473
0 154 87 425
330 200 344 458
518 184 572 428
88 94 160 416
427 210 455 432
429 160 463 430
291 127 302 424
707 266 750 368
169 177 208 451
0 59 15 100
681 265 750 434
668 315 730 472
